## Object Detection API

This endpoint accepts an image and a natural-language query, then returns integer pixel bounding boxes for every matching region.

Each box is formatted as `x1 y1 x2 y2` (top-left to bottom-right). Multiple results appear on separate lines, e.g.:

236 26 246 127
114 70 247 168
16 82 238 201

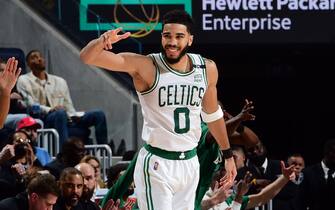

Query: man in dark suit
245 141 282 193
273 153 305 210
294 139 335 210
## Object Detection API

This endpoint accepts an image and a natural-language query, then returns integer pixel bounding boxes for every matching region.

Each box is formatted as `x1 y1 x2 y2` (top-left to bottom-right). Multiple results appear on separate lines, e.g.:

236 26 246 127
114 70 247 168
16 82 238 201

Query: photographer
0 129 43 199
16 116 51 166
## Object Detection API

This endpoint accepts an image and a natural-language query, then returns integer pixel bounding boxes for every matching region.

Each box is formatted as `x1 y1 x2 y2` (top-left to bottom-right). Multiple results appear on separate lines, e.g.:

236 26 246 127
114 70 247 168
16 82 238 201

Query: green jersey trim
140 55 160 95
144 144 197 160
144 153 154 210
199 55 208 87
158 53 196 76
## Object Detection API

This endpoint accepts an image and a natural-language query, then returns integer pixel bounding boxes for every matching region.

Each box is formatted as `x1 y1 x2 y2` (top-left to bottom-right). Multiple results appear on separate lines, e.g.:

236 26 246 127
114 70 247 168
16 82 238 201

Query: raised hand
236 171 253 197
0 57 21 94
100 28 131 50
12 163 26 177
280 160 296 181
212 180 233 205
0 144 15 164
237 99 255 121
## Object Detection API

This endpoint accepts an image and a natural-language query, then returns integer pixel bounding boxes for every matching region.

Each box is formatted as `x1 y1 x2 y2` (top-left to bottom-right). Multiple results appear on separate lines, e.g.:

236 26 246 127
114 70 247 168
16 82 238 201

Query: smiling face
161 23 193 64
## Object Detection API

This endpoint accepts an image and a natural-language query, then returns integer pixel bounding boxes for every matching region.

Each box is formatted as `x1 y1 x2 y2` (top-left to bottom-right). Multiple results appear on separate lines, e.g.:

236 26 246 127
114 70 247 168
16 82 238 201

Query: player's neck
169 55 192 73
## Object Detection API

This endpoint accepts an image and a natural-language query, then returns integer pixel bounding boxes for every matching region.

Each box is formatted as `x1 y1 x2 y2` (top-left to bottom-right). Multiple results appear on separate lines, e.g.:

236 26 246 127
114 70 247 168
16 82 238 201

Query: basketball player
80 9 236 210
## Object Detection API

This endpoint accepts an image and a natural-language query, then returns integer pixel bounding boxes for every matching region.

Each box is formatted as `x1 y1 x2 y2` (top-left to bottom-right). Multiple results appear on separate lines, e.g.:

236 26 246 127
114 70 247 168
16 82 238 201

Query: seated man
0 173 59 210
54 167 99 210
16 50 108 146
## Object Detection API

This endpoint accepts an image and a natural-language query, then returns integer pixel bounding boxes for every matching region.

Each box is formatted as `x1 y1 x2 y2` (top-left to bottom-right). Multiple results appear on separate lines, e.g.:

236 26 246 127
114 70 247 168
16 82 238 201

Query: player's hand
100 28 131 50
0 57 21 95
224 157 237 185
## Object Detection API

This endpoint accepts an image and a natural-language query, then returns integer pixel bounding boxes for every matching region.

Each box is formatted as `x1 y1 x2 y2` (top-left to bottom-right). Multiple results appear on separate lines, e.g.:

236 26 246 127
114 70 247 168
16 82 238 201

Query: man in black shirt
0 173 59 210
54 167 99 210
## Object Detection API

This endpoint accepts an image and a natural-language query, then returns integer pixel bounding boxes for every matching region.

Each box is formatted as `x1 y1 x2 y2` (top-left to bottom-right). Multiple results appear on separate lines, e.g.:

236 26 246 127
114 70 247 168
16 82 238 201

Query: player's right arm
80 28 155 91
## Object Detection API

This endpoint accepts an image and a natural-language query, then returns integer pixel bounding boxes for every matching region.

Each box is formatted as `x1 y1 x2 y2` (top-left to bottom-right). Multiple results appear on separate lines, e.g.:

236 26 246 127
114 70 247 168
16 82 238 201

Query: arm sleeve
100 152 138 208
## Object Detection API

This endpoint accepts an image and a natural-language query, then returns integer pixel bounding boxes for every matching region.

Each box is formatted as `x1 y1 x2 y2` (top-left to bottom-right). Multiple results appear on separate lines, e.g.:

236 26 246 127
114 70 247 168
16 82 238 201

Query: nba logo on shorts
154 162 159 170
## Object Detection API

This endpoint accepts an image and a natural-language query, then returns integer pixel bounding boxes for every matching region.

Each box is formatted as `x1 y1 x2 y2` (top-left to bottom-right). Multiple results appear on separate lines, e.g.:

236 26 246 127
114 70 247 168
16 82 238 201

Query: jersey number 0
174 107 190 134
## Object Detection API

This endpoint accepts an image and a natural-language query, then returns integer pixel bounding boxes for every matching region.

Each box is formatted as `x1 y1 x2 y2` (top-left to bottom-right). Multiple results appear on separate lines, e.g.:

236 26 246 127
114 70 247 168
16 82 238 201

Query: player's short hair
27 174 60 197
162 10 194 34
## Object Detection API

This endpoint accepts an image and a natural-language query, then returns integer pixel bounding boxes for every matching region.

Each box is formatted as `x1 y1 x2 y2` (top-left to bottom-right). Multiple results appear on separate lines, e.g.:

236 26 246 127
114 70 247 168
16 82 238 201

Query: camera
14 143 29 159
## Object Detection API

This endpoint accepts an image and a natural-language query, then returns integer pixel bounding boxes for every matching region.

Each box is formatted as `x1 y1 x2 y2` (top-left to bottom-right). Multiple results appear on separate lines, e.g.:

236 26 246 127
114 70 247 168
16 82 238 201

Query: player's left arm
202 58 237 183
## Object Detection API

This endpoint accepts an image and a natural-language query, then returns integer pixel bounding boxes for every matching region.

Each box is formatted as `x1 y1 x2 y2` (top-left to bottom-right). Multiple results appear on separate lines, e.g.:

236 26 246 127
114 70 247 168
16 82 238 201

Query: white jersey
137 53 208 151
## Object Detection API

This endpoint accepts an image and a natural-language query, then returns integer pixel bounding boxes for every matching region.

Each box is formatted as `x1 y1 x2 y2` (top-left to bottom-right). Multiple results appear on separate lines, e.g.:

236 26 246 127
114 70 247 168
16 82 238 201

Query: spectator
54 167 99 210
16 116 52 166
44 137 86 179
232 145 247 170
294 139 335 210
0 129 44 199
75 162 97 202
81 155 105 188
287 153 305 183
16 50 108 146
245 141 282 194
0 173 59 210
273 153 305 210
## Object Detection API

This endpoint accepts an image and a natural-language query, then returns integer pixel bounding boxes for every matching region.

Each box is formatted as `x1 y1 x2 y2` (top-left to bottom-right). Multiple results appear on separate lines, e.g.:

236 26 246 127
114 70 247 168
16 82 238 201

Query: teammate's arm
246 161 295 209
202 58 237 184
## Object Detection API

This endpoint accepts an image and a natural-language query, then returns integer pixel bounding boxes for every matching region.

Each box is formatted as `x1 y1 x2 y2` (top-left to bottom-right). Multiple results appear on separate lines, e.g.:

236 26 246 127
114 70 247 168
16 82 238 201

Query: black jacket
294 163 335 210
0 192 29 210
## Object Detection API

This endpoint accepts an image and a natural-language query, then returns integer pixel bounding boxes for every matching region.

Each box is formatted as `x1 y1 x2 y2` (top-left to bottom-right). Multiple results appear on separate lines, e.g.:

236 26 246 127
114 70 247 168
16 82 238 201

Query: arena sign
79 0 335 43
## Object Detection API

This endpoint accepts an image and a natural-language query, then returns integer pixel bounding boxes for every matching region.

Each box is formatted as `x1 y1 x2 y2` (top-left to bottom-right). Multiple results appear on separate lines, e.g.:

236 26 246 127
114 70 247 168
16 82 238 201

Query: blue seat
0 48 26 74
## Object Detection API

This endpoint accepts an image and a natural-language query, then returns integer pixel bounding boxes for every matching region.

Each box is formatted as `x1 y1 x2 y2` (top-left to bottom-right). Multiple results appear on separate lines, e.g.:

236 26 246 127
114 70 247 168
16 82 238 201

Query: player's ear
188 35 193 46
30 192 38 202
